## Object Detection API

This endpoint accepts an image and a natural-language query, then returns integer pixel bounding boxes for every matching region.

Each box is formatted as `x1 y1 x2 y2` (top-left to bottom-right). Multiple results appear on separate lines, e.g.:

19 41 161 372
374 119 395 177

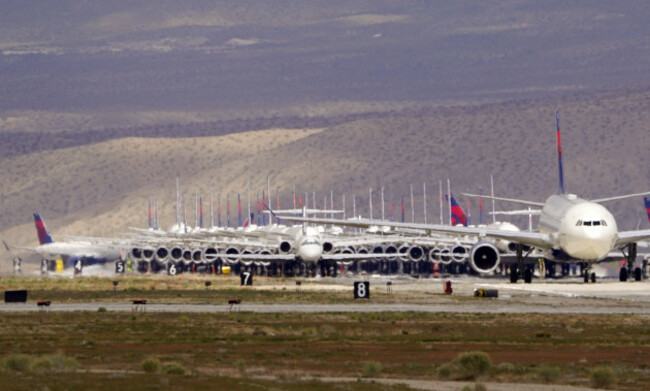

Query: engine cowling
408 246 425 262
131 248 143 260
452 245 468 262
203 247 219 262
469 241 501 274
384 245 398 260
356 246 369 254
225 247 240 263
155 247 169 262
428 247 441 262
398 244 410 260
439 248 452 264
192 249 203 262
279 241 292 254
170 247 183 261
322 241 334 254
142 247 155 261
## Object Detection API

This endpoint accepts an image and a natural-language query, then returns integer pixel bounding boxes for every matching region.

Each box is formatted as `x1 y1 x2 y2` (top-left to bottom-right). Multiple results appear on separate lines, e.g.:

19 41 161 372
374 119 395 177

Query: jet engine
452 245 468 262
355 246 370 254
279 241 292 254
131 248 143 260
142 247 155 262
439 248 452 264
398 244 410 260
408 246 425 262
155 247 169 262
469 241 501 274
428 247 441 262
384 244 398 260
203 247 219 262
225 246 240 263
192 249 203 262
170 247 183 261
322 241 334 254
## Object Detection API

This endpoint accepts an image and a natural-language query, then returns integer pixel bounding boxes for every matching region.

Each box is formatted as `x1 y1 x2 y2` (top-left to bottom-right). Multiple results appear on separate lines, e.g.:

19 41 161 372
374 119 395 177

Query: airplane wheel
590 272 596 283
619 267 628 282
510 266 518 283
523 267 532 284
634 267 642 281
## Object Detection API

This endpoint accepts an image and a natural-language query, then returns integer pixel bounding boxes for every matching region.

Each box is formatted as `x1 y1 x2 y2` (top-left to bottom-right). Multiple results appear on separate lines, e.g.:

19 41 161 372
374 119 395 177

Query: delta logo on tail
645 197 650 223
33 213 54 245
446 194 468 226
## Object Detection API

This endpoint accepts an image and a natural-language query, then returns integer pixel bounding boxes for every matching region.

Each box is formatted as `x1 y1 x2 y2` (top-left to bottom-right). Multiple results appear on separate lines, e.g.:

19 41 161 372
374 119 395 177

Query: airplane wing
490 209 542 216
277 215 554 250
461 193 545 208
615 229 650 248
591 191 650 204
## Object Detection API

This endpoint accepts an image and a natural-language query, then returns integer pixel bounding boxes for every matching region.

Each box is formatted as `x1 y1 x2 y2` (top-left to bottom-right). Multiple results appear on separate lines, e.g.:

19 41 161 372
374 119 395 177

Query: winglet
33 213 54 245
556 110 565 194
645 197 650 223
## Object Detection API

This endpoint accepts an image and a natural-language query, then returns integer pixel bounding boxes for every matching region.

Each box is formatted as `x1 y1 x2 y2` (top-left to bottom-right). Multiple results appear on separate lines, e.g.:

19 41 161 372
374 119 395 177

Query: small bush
5 354 32 372
141 357 160 373
97 307 107 313
163 362 185 375
361 361 382 378
453 351 492 380
31 357 53 373
538 364 561 383
48 353 79 372
437 363 454 378
473 383 487 391
590 366 615 389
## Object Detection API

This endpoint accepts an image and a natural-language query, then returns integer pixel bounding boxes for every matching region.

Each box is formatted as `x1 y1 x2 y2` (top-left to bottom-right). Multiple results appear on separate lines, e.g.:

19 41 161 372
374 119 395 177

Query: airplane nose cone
299 244 322 262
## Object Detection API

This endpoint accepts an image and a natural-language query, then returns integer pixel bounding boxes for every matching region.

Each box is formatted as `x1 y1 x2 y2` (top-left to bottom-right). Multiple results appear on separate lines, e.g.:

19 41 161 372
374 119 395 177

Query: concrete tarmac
2 276 649 314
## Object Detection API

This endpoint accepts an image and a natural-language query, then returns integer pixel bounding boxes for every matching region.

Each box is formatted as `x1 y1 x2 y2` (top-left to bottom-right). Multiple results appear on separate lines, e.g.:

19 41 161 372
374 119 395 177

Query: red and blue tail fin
446 194 468 226
33 213 53 245
556 110 565 194
645 197 650 223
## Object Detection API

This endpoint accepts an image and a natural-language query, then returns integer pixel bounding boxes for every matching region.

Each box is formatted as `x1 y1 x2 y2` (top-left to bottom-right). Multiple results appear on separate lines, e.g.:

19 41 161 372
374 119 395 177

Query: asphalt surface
2 276 649 314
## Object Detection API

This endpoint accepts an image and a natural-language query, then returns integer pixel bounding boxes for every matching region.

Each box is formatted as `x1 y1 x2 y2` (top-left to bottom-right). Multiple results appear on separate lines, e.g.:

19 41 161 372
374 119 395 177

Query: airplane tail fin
556 109 565 194
645 197 650 223
446 194 468 226
33 213 54 245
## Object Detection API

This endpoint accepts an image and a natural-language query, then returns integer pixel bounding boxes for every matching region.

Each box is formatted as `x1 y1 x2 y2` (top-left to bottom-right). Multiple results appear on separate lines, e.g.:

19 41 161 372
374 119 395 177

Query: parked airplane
33 213 122 269
277 111 650 283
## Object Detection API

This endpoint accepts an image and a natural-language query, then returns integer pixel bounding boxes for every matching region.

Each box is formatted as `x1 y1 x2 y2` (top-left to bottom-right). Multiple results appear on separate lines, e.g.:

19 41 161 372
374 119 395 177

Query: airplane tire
590 272 596 283
509 266 518 283
583 272 589 283
634 267 642 281
523 267 532 284
619 267 628 282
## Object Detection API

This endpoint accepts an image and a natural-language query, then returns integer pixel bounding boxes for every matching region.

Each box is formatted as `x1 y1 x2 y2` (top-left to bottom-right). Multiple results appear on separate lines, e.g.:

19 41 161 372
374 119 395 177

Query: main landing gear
619 243 642 282
510 244 534 284
582 263 596 283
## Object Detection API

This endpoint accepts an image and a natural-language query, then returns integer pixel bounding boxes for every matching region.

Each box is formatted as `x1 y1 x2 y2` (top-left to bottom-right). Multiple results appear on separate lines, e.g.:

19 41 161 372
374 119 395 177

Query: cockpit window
583 221 592 226
601 220 607 226
593 221 600 226
576 220 582 226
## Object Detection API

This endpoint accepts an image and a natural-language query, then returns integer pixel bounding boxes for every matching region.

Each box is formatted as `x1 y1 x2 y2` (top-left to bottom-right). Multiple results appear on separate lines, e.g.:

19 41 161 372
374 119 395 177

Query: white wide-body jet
277 111 650 283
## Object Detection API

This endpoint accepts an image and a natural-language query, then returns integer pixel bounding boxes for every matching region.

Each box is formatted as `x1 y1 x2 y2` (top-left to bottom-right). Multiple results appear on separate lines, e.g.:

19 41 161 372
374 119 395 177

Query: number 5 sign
354 281 370 299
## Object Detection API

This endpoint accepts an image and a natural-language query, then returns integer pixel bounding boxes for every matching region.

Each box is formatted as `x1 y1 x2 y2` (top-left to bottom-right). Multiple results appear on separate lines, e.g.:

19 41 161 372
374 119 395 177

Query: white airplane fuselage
292 226 324 263
538 194 618 261
36 241 122 261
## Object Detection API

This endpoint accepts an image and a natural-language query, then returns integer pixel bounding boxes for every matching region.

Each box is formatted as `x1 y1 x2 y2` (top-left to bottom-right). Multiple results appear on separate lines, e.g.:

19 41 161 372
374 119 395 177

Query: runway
2 277 649 314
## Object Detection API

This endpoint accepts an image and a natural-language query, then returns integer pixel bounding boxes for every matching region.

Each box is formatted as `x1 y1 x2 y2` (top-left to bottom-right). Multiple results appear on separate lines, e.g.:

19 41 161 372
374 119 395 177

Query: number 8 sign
354 281 370 299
